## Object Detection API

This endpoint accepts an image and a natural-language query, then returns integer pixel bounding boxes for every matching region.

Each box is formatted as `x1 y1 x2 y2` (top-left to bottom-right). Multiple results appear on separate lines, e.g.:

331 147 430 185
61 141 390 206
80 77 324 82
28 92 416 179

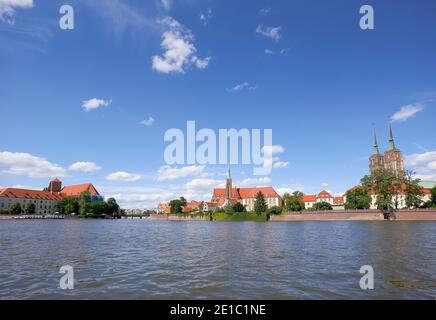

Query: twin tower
369 124 405 177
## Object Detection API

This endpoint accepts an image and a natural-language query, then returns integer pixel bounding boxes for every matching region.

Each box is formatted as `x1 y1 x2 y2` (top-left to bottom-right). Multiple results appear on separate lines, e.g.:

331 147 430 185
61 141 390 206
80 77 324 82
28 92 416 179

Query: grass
212 212 268 222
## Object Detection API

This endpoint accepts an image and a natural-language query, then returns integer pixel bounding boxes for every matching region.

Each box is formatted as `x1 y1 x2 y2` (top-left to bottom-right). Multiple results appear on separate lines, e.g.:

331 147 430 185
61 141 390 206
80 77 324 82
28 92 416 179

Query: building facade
211 167 282 211
369 124 405 176
303 190 345 210
0 178 102 215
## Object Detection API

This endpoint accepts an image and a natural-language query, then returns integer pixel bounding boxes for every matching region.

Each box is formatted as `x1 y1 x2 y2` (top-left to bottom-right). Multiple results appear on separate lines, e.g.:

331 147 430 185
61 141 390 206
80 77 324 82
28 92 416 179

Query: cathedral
369 124 405 177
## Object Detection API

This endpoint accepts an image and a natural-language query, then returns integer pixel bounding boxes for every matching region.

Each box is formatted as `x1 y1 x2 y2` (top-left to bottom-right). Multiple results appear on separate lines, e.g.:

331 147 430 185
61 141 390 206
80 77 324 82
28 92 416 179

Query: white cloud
0 151 66 178
273 161 289 169
161 0 171 11
406 151 436 181
156 165 205 181
69 162 101 172
262 145 284 155
185 178 223 191
256 25 281 41
238 177 272 187
199 8 212 25
322 182 329 187
152 17 210 74
106 171 142 182
0 0 33 25
391 103 424 122
406 151 436 166
82 98 112 112
227 82 258 92
140 116 155 126
264 49 274 55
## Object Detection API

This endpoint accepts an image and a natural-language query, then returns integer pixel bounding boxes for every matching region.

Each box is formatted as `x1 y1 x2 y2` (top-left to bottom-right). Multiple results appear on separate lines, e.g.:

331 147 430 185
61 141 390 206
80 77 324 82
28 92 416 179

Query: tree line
3 191 123 218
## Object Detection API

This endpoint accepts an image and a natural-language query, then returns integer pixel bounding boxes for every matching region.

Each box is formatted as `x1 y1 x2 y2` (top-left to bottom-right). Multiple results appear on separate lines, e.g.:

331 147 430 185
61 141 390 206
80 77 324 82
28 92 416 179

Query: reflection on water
0 220 435 299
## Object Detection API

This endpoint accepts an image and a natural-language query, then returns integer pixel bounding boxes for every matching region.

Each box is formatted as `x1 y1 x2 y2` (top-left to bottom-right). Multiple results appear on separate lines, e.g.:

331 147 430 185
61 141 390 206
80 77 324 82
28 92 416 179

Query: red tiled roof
333 196 344 204
0 188 63 201
213 187 280 200
303 195 316 202
212 188 241 199
238 187 279 198
60 184 100 197
317 190 333 198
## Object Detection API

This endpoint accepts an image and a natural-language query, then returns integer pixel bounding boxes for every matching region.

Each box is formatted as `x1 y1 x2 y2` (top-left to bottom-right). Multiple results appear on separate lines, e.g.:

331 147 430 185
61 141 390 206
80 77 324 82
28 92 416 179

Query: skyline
1 0 436 209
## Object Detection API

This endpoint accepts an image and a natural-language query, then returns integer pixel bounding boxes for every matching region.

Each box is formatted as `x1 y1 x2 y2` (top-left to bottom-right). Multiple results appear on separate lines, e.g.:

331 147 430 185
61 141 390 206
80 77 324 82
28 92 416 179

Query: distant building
303 190 345 210
157 202 171 214
0 178 102 215
369 124 405 176
211 167 282 211
345 182 433 210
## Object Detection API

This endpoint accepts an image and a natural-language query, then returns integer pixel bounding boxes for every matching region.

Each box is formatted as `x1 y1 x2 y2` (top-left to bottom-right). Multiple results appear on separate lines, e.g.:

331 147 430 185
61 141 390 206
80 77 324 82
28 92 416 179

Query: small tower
225 166 233 200
49 178 62 193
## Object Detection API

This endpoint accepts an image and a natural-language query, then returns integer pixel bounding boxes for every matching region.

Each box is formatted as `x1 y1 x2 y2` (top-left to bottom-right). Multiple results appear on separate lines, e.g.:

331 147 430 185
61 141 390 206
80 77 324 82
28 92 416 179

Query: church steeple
225 166 232 200
373 128 380 155
388 123 396 150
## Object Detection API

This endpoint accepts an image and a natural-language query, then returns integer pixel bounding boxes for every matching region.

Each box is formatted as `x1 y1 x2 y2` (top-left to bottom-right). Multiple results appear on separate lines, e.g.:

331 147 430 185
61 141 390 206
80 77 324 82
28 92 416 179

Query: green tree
311 201 333 211
169 197 186 214
266 206 283 215
107 198 120 216
63 197 79 215
79 191 91 215
89 201 108 216
345 187 371 210
431 186 436 207
254 191 267 215
284 191 305 212
361 169 401 211
10 203 22 215
24 202 36 214
232 202 246 213
404 170 424 208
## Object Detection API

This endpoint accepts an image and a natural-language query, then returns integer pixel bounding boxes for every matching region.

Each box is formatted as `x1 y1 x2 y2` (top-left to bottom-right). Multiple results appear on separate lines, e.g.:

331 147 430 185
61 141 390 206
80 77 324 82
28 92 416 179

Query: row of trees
54 191 122 217
347 169 435 211
5 192 122 217
282 191 333 212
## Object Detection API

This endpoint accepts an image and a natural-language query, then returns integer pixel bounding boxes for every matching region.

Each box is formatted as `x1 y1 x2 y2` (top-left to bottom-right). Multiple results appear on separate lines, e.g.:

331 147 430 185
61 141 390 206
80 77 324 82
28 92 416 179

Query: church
211 167 282 211
369 124 405 176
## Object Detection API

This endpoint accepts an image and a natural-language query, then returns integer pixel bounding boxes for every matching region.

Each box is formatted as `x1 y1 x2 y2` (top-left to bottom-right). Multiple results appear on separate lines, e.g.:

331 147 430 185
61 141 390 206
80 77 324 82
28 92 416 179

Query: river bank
149 209 436 222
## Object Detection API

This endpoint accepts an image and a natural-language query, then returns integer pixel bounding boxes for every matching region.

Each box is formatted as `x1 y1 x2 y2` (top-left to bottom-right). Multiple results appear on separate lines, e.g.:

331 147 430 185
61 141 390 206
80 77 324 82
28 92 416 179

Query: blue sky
1 0 436 208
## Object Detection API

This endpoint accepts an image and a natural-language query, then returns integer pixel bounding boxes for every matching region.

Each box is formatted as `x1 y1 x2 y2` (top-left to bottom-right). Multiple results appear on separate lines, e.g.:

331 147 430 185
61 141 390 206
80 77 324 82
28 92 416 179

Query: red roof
303 195 316 202
0 188 63 201
333 196 344 204
317 190 333 198
212 187 279 200
212 188 241 199
60 184 100 197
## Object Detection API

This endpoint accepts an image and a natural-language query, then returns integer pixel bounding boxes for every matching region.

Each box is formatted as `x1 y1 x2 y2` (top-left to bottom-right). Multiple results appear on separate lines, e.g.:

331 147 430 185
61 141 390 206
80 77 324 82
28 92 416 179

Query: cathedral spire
227 165 232 180
373 128 380 155
388 123 396 150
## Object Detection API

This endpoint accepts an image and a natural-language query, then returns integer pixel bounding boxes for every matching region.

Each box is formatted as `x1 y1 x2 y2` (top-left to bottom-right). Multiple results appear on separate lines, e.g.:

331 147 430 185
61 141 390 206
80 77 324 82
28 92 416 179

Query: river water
0 219 435 299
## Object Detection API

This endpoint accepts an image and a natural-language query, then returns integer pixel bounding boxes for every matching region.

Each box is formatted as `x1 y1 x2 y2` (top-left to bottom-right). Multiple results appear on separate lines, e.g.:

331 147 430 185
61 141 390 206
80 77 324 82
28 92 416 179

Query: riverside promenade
270 209 436 221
